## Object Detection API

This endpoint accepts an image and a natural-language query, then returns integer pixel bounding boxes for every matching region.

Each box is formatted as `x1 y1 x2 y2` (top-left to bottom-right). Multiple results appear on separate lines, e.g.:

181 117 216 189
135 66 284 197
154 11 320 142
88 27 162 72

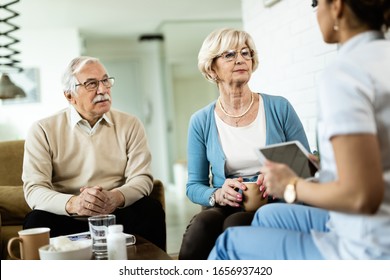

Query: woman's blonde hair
198 28 259 83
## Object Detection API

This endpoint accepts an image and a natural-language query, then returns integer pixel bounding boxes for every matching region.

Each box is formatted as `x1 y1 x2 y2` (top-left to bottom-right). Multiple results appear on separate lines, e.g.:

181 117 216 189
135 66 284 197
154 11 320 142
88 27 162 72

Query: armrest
150 179 165 210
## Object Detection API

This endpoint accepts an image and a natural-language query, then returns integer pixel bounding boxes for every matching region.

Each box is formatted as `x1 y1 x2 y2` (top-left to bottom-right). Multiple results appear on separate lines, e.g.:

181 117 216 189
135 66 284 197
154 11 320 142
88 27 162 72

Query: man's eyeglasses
311 0 318 8
76 77 115 91
216 47 254 62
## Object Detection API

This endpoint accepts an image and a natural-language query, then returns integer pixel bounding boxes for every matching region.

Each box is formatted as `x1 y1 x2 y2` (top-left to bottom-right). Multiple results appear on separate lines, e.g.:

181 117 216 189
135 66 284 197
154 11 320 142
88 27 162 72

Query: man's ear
64 91 72 102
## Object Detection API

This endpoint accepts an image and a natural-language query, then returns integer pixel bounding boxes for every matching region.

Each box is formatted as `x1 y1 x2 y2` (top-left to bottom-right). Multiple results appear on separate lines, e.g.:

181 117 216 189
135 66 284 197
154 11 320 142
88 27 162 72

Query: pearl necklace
218 92 254 119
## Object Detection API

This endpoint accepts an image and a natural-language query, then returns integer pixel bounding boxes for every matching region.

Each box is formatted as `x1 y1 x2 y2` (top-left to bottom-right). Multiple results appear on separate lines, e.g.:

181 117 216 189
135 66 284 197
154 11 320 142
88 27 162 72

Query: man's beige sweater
22 108 153 215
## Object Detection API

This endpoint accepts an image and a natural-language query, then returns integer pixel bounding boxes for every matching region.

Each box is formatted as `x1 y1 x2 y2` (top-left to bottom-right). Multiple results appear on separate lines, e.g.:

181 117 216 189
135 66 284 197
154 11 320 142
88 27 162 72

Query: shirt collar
339 31 384 54
69 105 113 129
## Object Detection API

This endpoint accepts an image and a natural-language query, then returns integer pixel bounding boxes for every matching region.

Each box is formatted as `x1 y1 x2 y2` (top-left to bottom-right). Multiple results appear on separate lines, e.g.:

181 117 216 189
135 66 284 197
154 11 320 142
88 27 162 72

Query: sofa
0 139 166 259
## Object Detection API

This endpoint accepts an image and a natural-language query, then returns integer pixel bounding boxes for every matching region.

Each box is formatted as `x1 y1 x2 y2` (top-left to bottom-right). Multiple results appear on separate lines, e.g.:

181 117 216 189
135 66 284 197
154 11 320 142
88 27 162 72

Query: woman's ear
331 0 344 19
209 69 218 81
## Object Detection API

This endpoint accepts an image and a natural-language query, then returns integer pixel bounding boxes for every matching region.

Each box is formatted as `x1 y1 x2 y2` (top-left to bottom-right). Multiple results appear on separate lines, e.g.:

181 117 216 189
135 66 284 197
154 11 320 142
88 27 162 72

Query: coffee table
126 235 172 260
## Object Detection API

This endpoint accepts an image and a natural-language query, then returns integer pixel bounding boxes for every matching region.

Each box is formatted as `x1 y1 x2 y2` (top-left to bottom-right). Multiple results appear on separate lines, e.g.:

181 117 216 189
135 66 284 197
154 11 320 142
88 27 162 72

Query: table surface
126 235 172 260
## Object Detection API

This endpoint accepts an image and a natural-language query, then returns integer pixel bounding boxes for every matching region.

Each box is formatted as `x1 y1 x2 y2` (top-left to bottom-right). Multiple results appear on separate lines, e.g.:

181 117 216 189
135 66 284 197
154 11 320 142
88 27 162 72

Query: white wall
0 28 81 141
242 0 338 151
172 73 218 161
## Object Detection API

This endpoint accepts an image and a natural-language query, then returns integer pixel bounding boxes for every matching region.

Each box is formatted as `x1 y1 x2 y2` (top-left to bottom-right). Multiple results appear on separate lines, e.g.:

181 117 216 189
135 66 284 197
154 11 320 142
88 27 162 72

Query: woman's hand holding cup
217 178 246 207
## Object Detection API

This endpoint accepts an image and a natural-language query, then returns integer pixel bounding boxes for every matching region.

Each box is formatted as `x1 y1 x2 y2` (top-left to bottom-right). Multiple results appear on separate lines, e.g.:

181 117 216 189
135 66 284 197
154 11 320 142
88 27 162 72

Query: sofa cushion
0 140 24 186
0 185 31 225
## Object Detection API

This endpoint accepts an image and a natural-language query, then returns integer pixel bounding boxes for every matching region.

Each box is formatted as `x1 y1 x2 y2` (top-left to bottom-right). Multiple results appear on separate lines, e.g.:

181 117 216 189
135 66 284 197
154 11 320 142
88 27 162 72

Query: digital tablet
257 141 319 178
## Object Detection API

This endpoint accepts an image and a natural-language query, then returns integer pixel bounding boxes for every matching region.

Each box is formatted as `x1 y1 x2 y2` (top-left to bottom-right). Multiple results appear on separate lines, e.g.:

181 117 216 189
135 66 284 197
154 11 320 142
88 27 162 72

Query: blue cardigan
186 93 310 206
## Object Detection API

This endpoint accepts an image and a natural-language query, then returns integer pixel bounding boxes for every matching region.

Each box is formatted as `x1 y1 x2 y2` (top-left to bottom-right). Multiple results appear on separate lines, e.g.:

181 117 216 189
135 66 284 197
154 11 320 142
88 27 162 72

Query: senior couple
23 0 390 261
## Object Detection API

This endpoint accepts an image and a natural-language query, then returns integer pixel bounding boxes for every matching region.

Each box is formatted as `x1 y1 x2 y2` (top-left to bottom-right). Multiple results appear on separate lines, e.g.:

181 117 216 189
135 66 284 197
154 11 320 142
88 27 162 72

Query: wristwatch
284 178 298 204
209 191 216 207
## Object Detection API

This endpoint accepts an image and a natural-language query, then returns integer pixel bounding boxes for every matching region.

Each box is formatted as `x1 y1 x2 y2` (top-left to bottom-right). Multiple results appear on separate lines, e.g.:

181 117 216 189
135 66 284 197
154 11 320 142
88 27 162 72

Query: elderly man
22 56 165 250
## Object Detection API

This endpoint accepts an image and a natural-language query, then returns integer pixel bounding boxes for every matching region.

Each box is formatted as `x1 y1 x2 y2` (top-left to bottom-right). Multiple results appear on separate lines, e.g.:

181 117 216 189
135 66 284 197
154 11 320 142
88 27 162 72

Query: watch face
284 185 296 204
209 194 215 206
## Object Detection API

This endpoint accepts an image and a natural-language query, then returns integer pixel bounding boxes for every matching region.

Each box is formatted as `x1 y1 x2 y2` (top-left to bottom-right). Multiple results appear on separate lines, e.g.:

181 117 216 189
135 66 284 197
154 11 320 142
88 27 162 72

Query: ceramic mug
7 227 50 260
242 182 267 212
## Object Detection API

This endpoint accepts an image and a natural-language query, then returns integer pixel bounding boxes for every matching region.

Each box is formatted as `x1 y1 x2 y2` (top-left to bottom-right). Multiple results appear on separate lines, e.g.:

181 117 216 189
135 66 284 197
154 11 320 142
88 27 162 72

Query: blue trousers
208 203 329 259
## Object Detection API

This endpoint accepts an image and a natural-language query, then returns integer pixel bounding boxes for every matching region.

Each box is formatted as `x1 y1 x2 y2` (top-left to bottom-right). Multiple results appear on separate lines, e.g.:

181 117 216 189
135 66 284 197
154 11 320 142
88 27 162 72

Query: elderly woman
178 28 310 259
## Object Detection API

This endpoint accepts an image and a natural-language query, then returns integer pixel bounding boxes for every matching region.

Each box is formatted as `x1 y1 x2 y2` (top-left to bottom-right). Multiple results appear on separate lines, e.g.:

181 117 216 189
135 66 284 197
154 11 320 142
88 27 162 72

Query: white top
215 97 266 179
313 31 390 259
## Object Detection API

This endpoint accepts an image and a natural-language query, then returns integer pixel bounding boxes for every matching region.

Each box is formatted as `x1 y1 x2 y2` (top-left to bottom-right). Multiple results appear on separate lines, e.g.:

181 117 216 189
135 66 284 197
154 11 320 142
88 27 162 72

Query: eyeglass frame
311 0 318 8
75 77 115 91
215 47 255 62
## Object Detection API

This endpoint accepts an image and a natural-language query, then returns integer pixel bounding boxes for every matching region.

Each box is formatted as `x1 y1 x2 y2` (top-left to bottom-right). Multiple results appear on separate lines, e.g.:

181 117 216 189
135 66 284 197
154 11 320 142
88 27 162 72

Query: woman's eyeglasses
76 77 115 91
216 47 254 62
312 0 318 8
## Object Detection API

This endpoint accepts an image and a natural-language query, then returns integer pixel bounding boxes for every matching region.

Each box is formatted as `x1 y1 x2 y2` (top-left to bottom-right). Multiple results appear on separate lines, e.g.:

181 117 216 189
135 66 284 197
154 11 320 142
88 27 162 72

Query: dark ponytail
343 0 390 31
383 0 390 30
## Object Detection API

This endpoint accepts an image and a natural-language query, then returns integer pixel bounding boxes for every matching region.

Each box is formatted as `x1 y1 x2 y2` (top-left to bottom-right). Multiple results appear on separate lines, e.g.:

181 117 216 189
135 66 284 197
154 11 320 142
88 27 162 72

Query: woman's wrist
215 188 222 205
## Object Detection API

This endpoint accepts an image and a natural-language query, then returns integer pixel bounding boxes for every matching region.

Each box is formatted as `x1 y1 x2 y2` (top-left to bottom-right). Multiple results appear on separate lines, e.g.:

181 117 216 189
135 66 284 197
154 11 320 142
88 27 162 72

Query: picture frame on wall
2 68 40 105
263 0 281 7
